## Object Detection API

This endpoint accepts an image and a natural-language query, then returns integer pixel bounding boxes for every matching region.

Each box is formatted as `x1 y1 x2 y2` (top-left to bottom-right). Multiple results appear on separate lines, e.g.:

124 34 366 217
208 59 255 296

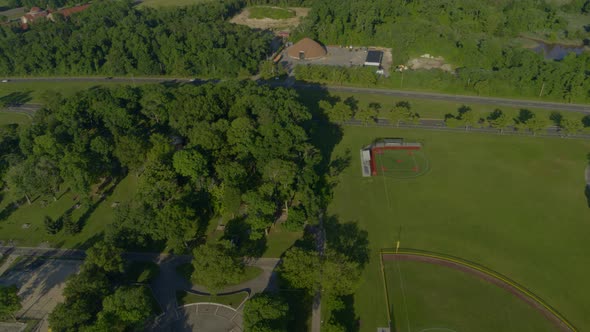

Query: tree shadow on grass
0 91 32 106
72 233 104 251
549 111 563 126
0 201 18 222
515 109 534 124
76 177 122 233
329 294 360 332
294 84 345 213
222 216 267 258
584 186 590 208
324 215 370 268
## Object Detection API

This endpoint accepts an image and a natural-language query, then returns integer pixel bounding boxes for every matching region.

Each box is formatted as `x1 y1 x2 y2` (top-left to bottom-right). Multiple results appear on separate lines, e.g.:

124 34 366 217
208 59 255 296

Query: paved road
2 76 590 113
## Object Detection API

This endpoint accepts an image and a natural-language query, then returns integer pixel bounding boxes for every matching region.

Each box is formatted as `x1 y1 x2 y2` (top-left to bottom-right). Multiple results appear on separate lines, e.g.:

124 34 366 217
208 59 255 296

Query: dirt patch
407 55 453 73
230 7 309 32
383 253 574 332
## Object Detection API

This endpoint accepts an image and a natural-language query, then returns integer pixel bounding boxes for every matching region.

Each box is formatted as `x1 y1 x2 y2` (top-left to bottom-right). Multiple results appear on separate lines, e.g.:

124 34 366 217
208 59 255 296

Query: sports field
327 126 590 331
373 147 429 178
384 259 556 332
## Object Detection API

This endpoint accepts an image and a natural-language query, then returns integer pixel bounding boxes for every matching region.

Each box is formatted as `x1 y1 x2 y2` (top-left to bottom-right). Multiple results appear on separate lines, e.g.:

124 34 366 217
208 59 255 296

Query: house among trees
287 37 327 60
20 6 47 24
20 3 90 27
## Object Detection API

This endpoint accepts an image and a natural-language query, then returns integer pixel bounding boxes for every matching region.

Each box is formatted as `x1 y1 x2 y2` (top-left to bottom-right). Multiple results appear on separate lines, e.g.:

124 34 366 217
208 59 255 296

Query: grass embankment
385 260 555 332
248 6 295 20
327 126 590 331
176 290 248 308
0 175 138 248
176 263 263 287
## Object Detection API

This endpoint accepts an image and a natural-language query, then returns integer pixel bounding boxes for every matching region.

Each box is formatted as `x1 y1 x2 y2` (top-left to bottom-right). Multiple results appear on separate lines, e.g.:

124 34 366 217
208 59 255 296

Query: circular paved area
150 303 243 332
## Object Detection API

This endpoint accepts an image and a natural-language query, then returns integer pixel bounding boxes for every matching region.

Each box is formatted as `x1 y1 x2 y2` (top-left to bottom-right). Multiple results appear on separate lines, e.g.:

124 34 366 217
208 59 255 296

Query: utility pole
539 82 545 97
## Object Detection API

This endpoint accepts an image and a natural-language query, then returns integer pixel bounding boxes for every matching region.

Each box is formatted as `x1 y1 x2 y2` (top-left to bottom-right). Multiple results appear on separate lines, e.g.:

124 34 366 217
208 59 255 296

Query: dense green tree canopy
244 293 290 332
4 81 320 249
290 0 590 103
0 0 271 77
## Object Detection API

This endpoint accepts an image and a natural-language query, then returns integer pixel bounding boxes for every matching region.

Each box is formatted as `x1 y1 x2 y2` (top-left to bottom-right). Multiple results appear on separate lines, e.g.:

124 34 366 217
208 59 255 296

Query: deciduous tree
191 241 244 295
0 285 20 322
244 294 289 332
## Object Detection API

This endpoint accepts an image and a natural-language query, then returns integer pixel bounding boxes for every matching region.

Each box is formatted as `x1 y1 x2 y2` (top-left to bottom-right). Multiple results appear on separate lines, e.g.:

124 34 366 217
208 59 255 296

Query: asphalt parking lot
0 256 82 332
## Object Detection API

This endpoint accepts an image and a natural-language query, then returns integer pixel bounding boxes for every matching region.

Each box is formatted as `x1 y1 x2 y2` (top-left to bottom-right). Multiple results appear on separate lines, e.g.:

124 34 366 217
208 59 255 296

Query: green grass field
263 224 303 258
0 175 138 248
373 148 429 178
327 126 590 331
384 260 556 332
248 6 295 20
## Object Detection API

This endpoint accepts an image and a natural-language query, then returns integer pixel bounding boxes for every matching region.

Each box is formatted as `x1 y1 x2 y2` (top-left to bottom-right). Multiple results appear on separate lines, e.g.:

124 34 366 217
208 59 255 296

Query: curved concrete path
147 257 280 331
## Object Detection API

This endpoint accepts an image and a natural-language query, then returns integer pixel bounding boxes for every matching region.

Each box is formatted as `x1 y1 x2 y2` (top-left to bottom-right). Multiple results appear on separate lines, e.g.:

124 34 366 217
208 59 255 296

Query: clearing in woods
230 7 309 32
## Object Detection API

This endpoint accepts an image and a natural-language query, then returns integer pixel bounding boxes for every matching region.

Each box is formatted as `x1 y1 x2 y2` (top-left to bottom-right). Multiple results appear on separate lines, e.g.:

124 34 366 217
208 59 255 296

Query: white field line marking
396 260 412 332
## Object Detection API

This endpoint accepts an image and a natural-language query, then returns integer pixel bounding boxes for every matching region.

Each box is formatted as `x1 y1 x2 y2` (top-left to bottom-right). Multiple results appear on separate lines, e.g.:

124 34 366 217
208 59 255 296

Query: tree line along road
1 76 589 113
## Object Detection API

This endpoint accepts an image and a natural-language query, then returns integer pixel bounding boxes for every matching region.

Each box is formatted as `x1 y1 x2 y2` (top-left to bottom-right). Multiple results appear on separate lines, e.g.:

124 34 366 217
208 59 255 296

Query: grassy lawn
248 6 295 20
385 260 555 332
176 290 248 308
264 224 302 258
176 263 263 287
0 174 138 248
0 111 31 126
327 126 590 331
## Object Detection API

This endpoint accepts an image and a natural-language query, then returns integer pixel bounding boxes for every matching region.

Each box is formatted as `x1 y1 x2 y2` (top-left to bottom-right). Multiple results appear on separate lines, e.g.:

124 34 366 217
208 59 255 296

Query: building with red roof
20 3 90 27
